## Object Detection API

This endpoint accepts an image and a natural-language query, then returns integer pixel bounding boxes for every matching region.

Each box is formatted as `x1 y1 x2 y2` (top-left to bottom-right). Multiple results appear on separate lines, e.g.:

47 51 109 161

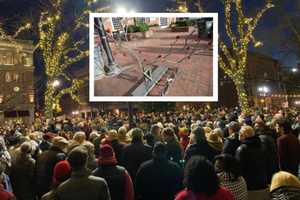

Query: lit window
5 72 12 82
13 73 19 82
29 94 34 103
3 53 14 65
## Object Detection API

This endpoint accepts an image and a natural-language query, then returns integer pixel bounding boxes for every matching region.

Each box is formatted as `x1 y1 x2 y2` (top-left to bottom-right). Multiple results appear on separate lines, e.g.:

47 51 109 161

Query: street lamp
52 80 60 88
257 86 269 94
291 68 298 73
116 7 127 13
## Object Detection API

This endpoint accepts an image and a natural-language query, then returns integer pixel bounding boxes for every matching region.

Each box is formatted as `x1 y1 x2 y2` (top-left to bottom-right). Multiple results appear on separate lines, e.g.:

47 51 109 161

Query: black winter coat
135 158 183 200
223 133 241 156
184 141 219 163
35 146 66 197
258 134 279 183
235 136 268 190
92 165 126 200
121 141 152 180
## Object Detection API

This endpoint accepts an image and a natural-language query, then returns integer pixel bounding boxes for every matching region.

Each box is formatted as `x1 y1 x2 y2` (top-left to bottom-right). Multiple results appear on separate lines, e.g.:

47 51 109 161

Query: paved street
94 26 213 96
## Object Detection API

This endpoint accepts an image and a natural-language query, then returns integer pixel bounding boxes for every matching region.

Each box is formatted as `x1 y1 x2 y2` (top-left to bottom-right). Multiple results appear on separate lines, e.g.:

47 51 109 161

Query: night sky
0 0 299 67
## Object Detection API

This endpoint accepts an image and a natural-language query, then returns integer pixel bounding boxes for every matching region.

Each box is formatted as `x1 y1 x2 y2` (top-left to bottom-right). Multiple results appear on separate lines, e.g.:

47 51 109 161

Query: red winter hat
53 160 71 187
98 144 117 166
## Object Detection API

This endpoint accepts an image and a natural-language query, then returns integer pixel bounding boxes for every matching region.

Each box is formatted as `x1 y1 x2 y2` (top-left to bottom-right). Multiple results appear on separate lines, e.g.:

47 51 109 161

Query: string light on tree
37 0 104 118
219 0 274 114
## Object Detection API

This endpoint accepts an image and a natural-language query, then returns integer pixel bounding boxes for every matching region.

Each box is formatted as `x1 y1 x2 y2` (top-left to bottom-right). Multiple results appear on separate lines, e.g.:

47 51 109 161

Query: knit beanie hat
53 160 71 187
98 144 117 166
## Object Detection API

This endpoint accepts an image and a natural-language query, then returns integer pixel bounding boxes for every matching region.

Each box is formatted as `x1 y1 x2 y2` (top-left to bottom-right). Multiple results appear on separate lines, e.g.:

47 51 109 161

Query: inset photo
89 13 218 101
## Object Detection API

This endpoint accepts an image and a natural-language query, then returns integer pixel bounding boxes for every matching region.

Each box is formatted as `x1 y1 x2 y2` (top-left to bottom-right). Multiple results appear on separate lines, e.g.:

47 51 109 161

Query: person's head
52 136 69 152
189 127 206 144
118 126 127 140
131 128 144 143
107 129 118 141
98 144 117 166
228 121 240 136
276 119 292 135
73 131 86 144
214 154 241 180
20 142 32 155
239 126 254 142
184 156 219 196
152 142 167 160
53 160 71 187
150 124 161 136
82 141 95 160
270 171 300 192
67 146 88 171
162 127 175 142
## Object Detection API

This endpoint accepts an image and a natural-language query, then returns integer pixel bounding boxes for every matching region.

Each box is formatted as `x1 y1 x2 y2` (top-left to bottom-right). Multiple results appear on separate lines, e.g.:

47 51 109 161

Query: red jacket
175 187 234 200
0 184 15 200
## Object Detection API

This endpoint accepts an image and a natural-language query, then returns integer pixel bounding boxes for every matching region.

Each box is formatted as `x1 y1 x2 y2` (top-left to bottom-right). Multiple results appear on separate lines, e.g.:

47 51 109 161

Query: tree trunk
44 83 55 119
234 78 250 115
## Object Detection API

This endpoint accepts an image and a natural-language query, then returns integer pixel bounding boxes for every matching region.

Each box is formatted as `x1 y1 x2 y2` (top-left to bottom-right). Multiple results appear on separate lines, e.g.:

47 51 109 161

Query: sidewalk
94 26 213 96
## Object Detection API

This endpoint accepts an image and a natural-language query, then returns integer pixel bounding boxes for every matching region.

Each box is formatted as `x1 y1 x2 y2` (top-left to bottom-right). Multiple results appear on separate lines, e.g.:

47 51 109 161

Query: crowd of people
0 107 300 200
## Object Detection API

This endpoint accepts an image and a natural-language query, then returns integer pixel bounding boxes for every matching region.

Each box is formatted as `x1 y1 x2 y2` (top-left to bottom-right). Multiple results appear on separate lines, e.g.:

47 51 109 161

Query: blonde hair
73 131 86 144
270 171 300 192
240 125 254 138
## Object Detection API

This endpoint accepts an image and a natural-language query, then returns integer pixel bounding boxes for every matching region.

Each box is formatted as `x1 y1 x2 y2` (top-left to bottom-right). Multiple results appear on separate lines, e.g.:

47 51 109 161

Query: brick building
0 39 35 123
219 51 285 108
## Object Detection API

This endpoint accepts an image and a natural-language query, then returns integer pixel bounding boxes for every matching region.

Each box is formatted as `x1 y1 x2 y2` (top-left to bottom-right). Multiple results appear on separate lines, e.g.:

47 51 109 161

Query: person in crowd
270 171 300 200
92 144 134 200
150 124 163 143
41 160 71 200
276 119 300 176
102 129 126 163
178 127 190 151
175 156 234 200
135 142 183 200
162 127 183 165
36 136 69 198
10 142 35 200
235 126 269 200
184 127 219 163
118 126 130 144
82 141 97 170
56 146 111 200
223 121 241 156
207 129 223 154
39 133 54 152
0 169 15 200
68 131 86 152
144 133 155 149
214 154 248 200
255 127 279 183
121 128 152 180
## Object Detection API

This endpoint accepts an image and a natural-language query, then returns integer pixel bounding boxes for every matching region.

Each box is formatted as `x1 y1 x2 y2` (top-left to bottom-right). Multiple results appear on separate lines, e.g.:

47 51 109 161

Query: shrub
136 22 149 32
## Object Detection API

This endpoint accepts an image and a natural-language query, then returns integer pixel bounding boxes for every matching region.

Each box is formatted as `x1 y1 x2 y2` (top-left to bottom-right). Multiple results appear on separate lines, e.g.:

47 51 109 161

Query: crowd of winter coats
0 110 300 200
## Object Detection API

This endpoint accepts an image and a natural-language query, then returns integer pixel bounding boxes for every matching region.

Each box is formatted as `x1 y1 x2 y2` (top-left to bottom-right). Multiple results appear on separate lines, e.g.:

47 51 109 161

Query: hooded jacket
235 135 268 190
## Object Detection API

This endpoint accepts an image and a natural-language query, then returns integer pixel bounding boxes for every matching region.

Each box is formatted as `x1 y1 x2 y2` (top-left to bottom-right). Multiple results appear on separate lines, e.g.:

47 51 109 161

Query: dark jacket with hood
135 157 183 200
235 135 268 190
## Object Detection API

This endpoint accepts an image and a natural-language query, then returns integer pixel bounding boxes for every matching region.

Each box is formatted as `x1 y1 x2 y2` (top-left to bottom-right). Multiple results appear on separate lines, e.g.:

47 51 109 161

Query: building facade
219 52 285 108
0 39 35 123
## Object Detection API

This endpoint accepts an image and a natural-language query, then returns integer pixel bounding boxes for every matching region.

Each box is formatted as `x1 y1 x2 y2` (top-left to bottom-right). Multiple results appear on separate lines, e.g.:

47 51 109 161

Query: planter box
171 26 189 32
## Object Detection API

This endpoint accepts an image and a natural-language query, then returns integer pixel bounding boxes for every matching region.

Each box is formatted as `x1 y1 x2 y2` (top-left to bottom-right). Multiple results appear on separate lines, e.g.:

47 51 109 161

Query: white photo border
89 12 218 102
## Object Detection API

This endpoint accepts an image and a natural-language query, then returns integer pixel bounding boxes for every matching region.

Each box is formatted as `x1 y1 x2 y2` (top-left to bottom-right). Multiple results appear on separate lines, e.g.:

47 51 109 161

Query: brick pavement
94 26 213 96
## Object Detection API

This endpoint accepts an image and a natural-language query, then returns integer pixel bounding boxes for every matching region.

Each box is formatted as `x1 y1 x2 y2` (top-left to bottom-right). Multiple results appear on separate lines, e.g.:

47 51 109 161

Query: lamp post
257 86 270 107
94 17 121 76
